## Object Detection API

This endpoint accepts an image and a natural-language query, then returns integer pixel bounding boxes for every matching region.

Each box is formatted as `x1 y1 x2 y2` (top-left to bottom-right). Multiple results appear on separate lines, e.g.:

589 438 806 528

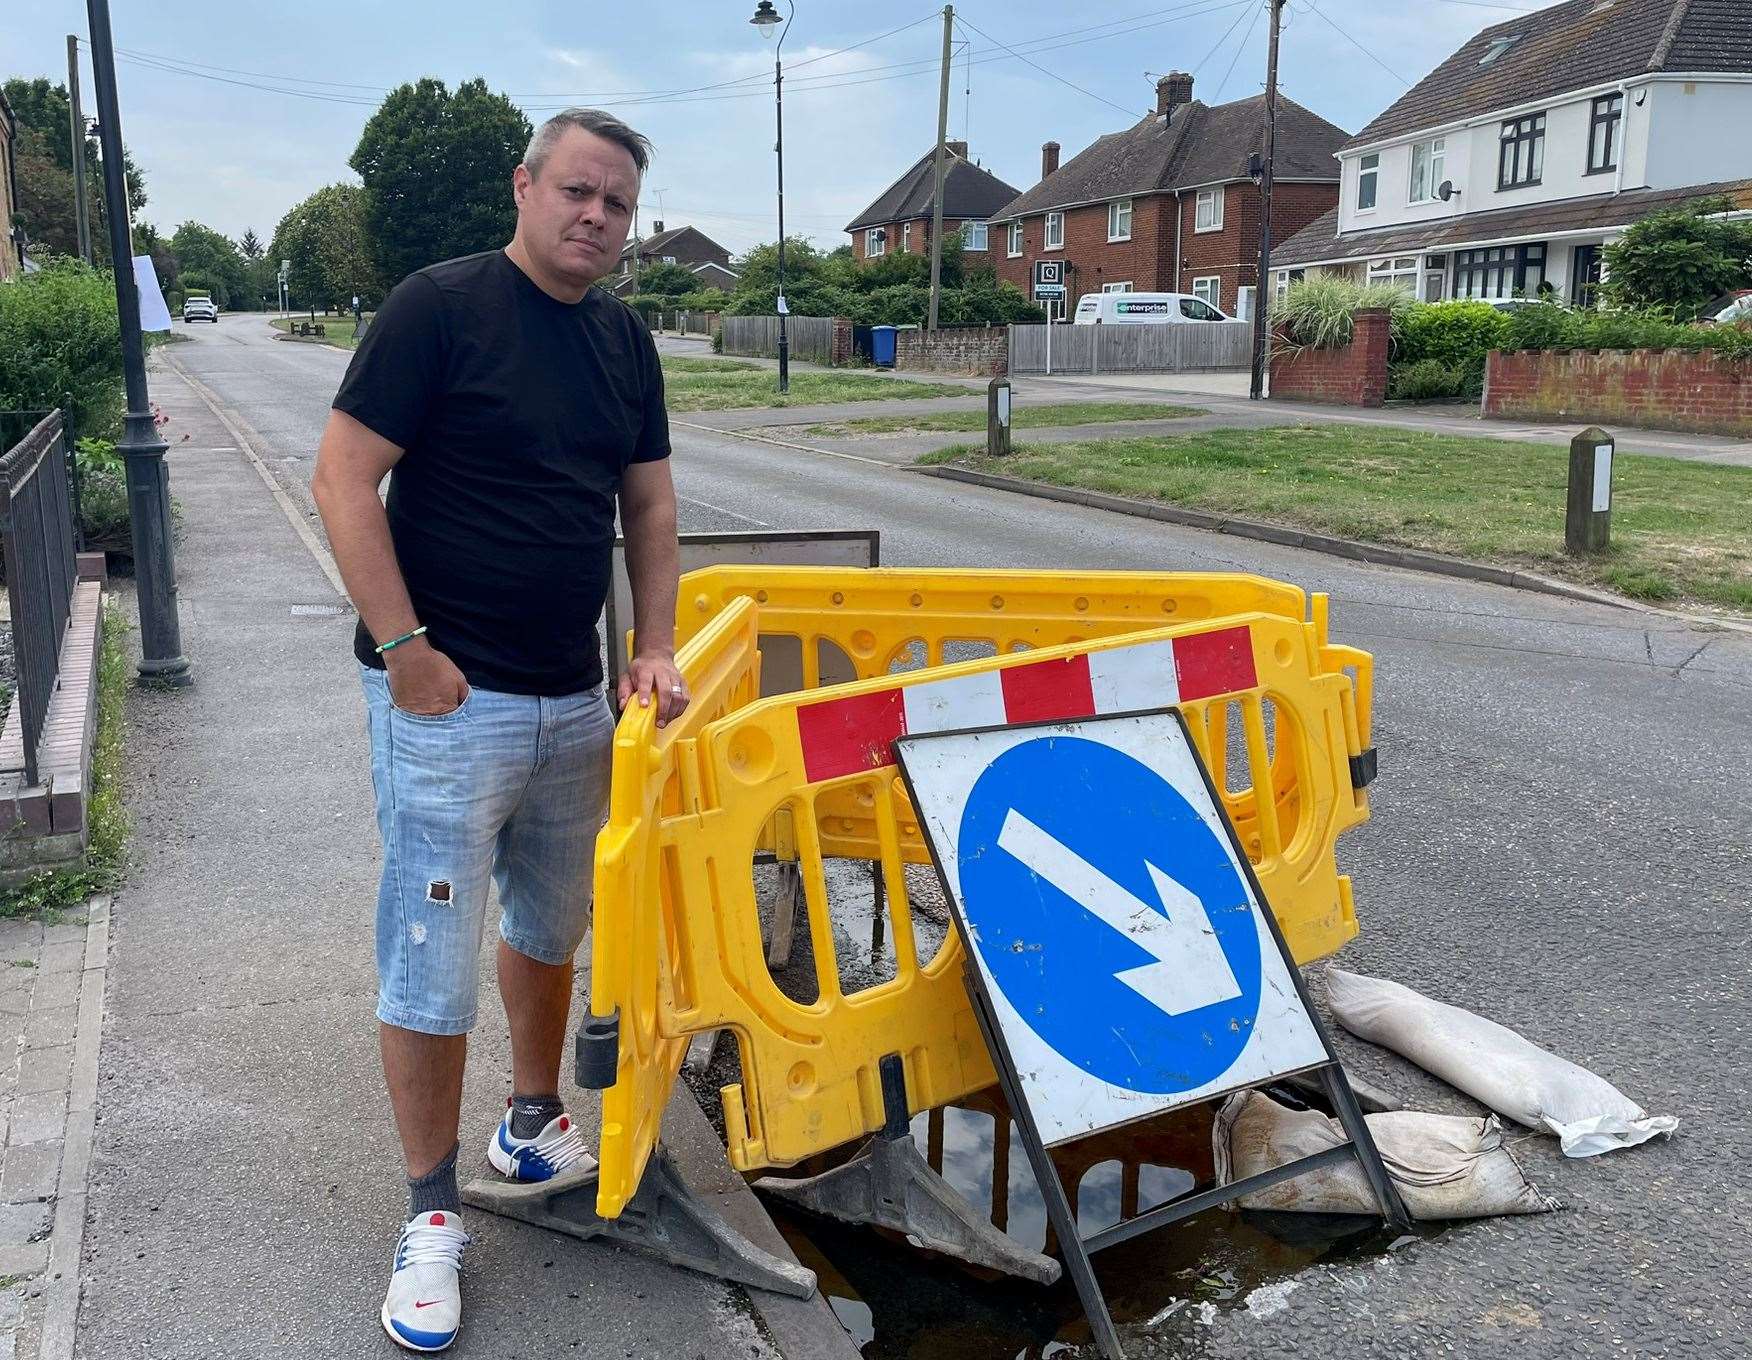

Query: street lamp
750 0 792 393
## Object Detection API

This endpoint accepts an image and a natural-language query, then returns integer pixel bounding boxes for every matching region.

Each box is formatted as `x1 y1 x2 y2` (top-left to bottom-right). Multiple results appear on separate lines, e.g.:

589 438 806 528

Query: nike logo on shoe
414 1300 443 1309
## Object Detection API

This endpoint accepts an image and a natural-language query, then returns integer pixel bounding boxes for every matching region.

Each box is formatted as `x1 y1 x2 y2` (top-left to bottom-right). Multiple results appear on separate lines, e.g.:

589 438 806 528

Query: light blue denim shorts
360 665 614 1035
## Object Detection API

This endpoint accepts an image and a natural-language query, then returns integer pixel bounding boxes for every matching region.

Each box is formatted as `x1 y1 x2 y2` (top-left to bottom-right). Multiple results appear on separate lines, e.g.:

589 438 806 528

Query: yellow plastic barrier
589 577 1376 1218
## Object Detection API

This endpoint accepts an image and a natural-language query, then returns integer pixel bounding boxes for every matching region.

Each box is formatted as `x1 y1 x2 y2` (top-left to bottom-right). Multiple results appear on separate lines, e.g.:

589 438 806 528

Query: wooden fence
721 315 838 365
1007 321 1252 374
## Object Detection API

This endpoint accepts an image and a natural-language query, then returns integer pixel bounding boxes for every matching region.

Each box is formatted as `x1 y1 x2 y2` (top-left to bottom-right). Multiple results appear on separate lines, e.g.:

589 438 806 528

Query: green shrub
1500 302 1752 357
0 256 124 438
73 437 132 567
1386 358 1469 401
1275 276 1415 352
1396 301 1512 367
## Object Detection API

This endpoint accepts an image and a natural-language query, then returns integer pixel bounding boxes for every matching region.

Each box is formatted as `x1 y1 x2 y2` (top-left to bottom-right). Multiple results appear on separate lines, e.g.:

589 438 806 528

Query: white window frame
964 221 988 251
1357 153 1379 212
1107 198 1132 242
1365 255 1419 293
1408 137 1446 204
1101 281 1133 293
1192 275 1221 308
1044 211 1065 251
1007 220 1023 257
1194 188 1223 233
1236 284 1257 321
865 227 885 257
902 222 913 252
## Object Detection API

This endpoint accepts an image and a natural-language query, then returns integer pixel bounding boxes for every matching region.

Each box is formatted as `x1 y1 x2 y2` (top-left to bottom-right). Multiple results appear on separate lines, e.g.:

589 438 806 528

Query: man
311 107 687 1353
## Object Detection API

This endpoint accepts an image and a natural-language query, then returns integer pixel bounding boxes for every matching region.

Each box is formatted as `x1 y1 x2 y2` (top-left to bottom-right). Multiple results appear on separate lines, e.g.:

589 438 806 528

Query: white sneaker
486 1105 596 1182
381 1210 469 1352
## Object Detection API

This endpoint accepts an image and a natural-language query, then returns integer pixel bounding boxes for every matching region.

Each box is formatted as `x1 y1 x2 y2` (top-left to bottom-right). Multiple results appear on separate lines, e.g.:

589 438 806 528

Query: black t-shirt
333 249 669 695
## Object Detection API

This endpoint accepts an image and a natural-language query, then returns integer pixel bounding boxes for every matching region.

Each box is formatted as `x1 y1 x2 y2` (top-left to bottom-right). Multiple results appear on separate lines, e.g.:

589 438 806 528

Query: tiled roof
1347 0 1752 149
1270 177 1752 266
990 95 1347 221
844 149 1023 232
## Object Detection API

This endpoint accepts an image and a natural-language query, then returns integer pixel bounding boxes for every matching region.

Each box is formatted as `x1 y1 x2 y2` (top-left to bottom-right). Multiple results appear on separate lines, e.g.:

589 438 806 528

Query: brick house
987 73 1348 318
607 222 734 295
0 89 20 281
844 142 1022 264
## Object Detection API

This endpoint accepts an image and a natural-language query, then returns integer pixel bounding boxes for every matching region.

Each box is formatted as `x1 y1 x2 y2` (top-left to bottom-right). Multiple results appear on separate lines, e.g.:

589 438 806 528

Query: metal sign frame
1033 259 1065 288
604 529 879 693
894 707 1407 1360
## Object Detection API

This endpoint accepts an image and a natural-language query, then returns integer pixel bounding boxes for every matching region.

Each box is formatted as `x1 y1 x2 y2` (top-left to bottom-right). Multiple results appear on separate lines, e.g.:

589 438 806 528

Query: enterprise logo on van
1115 300 1174 315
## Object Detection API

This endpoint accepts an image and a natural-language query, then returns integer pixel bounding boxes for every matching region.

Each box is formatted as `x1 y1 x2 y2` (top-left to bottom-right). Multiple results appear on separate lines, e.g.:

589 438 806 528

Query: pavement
84 314 1752 1359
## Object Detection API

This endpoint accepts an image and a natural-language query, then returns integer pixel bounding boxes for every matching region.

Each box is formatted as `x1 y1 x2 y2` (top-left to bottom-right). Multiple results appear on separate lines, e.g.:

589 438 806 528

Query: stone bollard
1565 426 1613 554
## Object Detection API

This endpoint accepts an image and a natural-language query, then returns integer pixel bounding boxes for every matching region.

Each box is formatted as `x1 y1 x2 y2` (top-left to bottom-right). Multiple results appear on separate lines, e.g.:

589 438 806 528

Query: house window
1498 113 1545 190
1357 153 1379 211
1008 220 1023 256
1588 94 1623 175
1044 211 1065 250
1191 276 1221 309
1273 268 1304 304
964 221 988 251
1452 242 1548 299
1572 243 1603 306
1108 198 1132 241
865 227 885 257
1366 256 1419 292
1478 33 1522 66
902 222 913 252
1409 137 1446 203
1422 253 1447 302
1195 188 1223 232
1101 281 1133 292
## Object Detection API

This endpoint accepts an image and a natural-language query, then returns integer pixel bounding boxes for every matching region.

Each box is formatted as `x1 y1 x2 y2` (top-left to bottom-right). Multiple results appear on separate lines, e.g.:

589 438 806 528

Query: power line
1214 2 1264 102
954 12 1145 119
1190 1 1258 76
1302 1 1412 86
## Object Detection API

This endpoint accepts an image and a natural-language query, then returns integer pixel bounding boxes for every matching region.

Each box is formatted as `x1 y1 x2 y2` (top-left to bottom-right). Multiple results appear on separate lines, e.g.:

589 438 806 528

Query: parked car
183 295 218 323
1700 290 1752 324
1073 292 1233 325
1483 297 1548 314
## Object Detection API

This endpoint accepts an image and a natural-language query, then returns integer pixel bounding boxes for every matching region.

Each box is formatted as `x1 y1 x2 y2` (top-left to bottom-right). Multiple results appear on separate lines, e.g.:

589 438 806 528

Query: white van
1073 292 1232 325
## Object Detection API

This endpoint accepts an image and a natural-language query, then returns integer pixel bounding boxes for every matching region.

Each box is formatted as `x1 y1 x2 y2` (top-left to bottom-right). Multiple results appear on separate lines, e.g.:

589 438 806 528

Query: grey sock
509 1093 565 1140
408 1142 461 1218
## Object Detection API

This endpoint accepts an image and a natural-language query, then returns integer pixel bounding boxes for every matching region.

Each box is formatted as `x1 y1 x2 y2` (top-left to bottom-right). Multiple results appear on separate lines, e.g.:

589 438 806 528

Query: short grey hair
523 107 653 178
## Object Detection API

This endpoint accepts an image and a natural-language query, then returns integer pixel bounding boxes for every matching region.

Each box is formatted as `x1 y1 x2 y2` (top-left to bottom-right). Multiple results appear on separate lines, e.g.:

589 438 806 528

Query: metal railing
0 407 80 786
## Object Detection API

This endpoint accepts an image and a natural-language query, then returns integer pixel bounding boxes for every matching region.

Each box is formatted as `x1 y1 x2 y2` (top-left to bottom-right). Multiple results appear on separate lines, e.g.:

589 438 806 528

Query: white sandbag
1212 1089 1558 1219
1326 967 1678 1157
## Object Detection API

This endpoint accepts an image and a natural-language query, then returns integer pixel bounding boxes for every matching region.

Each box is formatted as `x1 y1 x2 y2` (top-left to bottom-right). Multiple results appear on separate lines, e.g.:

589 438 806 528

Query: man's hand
385 638 470 716
618 650 690 728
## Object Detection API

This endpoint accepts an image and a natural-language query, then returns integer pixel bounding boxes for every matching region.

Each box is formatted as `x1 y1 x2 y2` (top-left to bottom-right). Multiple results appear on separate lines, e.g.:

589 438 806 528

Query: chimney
652 220 664 234
946 140 968 160
1042 141 1060 180
1156 71 1193 119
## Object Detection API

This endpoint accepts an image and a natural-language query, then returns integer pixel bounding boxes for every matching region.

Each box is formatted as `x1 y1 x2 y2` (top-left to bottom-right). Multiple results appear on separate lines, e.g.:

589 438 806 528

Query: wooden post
1566 425 1613 554
987 377 1011 458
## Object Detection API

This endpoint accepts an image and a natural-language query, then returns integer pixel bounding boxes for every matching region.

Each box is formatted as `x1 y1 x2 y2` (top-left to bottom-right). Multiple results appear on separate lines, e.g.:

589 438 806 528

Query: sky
8 0 1565 257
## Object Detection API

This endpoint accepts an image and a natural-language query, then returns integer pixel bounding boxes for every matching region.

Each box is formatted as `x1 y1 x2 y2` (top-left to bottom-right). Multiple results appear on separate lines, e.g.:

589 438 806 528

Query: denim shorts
360 665 615 1035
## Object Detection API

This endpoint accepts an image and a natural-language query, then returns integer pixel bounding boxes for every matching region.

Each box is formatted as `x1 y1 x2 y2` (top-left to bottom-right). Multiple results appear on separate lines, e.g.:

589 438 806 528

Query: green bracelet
375 625 428 655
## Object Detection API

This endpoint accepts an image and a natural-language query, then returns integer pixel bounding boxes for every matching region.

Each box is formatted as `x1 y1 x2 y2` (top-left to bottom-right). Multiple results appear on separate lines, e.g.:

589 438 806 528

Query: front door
1572 244 1603 307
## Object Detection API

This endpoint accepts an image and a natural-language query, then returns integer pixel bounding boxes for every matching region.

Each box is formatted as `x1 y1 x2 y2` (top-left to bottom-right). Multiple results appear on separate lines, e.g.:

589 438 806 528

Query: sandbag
1212 1089 1558 1219
1326 968 1678 1158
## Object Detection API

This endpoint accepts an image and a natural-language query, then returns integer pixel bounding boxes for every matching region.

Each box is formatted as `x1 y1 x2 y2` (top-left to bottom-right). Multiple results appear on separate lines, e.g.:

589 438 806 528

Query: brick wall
894 326 1008 376
1268 308 1390 407
1483 347 1752 437
851 216 996 264
994 181 1337 313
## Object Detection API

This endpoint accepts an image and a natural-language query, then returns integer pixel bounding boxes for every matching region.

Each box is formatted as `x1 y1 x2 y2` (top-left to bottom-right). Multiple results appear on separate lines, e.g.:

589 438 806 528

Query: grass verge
800 401 1205 438
921 424 1752 615
660 359 965 412
0 607 131 918
268 315 367 350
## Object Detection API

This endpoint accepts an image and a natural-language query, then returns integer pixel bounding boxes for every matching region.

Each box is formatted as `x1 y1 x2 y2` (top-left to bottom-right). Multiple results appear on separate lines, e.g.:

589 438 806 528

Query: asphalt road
130 313 1751 1359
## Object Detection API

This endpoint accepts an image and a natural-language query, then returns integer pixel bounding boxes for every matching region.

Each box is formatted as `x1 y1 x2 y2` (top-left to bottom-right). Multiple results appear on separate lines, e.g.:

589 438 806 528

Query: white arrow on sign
996 809 1242 1017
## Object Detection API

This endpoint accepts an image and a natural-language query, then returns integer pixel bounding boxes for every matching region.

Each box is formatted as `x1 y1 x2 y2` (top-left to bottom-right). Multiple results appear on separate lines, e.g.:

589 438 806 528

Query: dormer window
1479 33 1521 66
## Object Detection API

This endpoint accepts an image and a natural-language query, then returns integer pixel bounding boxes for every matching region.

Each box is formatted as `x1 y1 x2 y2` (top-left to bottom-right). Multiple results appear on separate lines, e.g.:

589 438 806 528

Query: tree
270 184 379 313
1602 196 1752 318
2 76 148 262
239 228 264 259
349 77 531 286
633 261 699 296
170 222 251 309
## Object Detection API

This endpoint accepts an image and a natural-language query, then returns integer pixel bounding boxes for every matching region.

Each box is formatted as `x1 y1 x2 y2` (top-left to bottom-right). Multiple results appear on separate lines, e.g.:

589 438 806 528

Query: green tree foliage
269 184 379 313
632 261 700 295
350 77 531 286
239 227 264 259
2 76 147 262
0 258 124 436
1602 197 1752 318
169 222 250 309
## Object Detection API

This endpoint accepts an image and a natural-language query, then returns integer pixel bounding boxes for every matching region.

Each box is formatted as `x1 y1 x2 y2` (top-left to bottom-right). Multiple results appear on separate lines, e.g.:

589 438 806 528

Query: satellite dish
1438 180 1459 202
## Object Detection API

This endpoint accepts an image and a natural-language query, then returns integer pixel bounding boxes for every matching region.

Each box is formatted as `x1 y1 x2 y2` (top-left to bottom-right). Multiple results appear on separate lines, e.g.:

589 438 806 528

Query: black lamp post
750 0 793 393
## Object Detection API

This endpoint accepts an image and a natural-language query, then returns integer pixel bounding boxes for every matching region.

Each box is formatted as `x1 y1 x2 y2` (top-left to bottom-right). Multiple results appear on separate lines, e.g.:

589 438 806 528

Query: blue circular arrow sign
956 736 1263 1093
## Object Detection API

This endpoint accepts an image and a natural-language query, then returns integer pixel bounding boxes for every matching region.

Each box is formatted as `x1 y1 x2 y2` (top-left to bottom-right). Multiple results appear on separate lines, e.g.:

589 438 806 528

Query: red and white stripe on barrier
795 624 1257 784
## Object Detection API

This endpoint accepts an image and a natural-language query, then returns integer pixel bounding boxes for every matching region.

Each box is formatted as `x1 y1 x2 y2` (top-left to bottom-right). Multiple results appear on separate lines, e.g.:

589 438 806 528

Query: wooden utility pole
67 34 93 263
926 4 954 332
1249 0 1284 401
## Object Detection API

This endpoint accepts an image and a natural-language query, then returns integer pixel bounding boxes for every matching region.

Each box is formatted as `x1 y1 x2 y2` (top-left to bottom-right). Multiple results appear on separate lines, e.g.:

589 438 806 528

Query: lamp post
750 0 793 393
